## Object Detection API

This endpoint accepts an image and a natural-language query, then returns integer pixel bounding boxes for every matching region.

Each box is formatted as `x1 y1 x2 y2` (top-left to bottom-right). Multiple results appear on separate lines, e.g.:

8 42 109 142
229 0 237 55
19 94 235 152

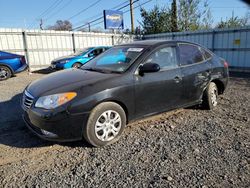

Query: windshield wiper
82 67 121 74
82 67 102 72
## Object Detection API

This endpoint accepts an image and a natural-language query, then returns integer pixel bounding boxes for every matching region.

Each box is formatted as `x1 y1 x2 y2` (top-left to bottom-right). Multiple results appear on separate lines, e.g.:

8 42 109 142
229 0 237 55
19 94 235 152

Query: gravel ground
0 71 249 187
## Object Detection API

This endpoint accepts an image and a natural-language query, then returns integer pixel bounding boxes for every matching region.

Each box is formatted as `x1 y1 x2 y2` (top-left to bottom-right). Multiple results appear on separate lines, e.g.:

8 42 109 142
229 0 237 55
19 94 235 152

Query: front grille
22 90 34 110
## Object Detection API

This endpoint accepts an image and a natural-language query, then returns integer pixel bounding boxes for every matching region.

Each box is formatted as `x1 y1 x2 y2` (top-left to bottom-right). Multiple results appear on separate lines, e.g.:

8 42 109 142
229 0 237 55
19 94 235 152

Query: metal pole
88 23 91 32
211 30 215 52
130 0 134 33
72 33 76 53
22 30 30 71
40 19 43 30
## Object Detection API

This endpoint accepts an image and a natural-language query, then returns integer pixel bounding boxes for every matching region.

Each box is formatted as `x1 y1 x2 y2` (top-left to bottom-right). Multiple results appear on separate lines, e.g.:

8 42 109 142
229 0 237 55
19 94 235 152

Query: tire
72 62 82 69
83 102 126 147
202 82 218 110
0 65 12 81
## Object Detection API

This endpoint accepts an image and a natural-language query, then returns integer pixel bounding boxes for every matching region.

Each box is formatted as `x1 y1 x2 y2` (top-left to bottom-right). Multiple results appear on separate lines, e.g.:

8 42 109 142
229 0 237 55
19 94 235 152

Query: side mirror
139 63 160 75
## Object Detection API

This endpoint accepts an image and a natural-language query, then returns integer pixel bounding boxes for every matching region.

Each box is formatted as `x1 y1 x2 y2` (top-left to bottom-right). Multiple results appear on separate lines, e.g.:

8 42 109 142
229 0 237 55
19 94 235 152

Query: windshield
72 48 92 56
81 46 144 73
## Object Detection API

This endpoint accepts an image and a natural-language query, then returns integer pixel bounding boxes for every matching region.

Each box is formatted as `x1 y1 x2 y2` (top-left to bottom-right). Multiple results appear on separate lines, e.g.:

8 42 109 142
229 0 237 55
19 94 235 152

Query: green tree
140 0 213 34
177 0 213 31
140 5 171 34
200 0 213 29
171 0 178 32
177 0 201 31
216 12 250 29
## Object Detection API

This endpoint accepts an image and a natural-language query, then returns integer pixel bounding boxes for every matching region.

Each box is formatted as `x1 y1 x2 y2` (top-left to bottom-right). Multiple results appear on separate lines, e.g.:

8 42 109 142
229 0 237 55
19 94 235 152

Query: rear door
177 43 212 104
134 45 184 117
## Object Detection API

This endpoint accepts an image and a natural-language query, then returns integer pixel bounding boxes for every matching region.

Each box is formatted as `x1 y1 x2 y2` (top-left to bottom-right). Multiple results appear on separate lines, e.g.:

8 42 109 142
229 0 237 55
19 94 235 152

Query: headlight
60 60 70 64
35 92 77 109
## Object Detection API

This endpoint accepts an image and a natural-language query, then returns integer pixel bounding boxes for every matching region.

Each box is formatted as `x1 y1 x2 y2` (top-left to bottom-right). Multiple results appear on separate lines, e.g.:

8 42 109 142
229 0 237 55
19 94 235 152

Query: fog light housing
41 129 57 137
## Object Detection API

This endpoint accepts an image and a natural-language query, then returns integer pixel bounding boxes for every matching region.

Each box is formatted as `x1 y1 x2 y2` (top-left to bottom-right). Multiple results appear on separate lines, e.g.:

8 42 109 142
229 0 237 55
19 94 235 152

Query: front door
134 45 183 117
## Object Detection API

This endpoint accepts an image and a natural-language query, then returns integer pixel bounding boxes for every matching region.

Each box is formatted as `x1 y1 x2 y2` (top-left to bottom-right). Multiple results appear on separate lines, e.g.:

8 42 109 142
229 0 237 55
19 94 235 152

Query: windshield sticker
127 48 144 52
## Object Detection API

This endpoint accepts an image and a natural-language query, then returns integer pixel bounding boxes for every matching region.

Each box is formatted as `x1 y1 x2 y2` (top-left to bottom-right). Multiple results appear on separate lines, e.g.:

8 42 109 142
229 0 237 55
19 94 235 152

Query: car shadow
32 68 57 74
0 93 90 149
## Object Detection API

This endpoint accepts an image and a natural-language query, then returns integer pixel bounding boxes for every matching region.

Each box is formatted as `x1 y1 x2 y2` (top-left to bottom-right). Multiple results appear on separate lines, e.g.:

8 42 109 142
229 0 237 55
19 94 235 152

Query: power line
73 1 136 30
78 0 150 30
44 0 73 21
72 0 129 27
72 0 140 31
67 0 102 20
39 0 63 18
28 0 64 29
78 0 152 31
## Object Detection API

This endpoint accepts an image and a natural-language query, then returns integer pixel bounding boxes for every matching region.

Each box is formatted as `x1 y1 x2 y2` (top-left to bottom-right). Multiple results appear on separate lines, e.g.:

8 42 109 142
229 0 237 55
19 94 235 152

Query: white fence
1 27 250 72
144 26 250 71
0 28 133 71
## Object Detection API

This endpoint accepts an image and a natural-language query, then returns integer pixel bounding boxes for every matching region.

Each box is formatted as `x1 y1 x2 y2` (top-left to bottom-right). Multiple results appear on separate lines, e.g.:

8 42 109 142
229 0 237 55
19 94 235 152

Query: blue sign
104 10 124 29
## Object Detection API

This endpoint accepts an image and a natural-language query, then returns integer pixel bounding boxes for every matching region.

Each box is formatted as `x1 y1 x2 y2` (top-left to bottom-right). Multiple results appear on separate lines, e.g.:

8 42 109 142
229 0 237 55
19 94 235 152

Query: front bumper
23 108 90 142
51 62 65 70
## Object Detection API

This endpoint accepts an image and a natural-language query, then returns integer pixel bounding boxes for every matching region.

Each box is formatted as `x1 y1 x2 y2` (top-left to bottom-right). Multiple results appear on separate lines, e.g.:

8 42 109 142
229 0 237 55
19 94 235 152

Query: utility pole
39 19 43 30
88 23 91 32
130 0 134 33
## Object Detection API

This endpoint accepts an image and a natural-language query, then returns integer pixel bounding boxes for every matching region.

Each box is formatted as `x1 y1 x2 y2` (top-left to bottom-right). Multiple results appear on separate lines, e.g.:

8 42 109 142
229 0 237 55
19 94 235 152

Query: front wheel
202 82 218 110
0 65 12 81
72 62 82 69
83 102 126 147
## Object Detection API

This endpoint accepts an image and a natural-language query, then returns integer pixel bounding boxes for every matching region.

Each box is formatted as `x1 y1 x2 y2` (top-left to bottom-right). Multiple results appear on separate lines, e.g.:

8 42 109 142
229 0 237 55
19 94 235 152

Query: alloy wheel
0 67 10 80
210 84 218 106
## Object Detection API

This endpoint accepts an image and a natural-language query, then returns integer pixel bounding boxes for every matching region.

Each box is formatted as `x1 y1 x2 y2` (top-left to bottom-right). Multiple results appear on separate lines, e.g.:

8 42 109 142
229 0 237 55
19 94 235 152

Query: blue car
0 51 28 81
51 46 110 69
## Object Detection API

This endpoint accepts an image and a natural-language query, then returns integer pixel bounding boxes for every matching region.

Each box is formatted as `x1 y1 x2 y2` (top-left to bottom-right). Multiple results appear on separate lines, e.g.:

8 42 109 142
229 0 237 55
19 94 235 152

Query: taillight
224 61 229 68
20 56 26 64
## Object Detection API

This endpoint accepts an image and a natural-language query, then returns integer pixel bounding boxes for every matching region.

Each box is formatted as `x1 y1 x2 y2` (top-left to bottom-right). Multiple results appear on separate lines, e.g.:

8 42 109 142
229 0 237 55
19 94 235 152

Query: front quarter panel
68 74 135 121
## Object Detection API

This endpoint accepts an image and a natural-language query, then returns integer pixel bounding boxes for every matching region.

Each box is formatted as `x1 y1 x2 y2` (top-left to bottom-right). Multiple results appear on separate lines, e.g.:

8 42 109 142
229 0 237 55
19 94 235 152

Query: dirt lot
0 71 249 187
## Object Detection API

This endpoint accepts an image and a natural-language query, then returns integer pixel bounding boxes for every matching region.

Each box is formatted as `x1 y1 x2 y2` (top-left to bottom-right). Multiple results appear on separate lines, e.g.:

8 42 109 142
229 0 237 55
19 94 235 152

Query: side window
92 48 103 56
200 48 212 60
145 46 178 69
179 44 204 66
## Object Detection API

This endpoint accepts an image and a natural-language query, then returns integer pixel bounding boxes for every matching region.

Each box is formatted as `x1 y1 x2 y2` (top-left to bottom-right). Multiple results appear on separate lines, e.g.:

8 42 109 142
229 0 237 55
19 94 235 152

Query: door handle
174 76 182 83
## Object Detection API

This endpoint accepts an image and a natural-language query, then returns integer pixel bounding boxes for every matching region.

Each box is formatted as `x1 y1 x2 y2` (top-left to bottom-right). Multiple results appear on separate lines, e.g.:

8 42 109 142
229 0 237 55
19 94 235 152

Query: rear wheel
83 102 126 147
202 82 218 110
0 65 12 81
72 62 82 69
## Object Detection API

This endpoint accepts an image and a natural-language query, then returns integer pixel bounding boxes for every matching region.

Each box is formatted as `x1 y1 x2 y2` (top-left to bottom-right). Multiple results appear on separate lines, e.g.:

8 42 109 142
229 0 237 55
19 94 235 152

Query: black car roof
117 39 196 48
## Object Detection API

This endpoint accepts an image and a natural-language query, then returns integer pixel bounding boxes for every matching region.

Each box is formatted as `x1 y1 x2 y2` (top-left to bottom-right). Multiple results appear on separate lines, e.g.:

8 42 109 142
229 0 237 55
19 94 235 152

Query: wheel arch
210 79 225 95
94 99 129 124
71 62 83 68
0 63 14 75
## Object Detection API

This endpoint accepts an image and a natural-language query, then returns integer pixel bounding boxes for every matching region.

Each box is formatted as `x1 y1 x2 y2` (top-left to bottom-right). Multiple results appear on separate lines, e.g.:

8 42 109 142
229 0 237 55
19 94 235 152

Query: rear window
178 44 204 65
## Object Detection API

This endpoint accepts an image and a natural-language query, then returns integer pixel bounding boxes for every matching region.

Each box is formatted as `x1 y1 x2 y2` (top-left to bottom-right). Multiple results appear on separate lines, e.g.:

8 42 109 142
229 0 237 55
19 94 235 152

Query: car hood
52 55 78 62
26 69 118 97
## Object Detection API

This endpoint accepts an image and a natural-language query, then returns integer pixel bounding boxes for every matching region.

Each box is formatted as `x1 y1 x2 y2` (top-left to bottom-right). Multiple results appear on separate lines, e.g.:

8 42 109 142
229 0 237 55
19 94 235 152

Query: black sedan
22 40 229 147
